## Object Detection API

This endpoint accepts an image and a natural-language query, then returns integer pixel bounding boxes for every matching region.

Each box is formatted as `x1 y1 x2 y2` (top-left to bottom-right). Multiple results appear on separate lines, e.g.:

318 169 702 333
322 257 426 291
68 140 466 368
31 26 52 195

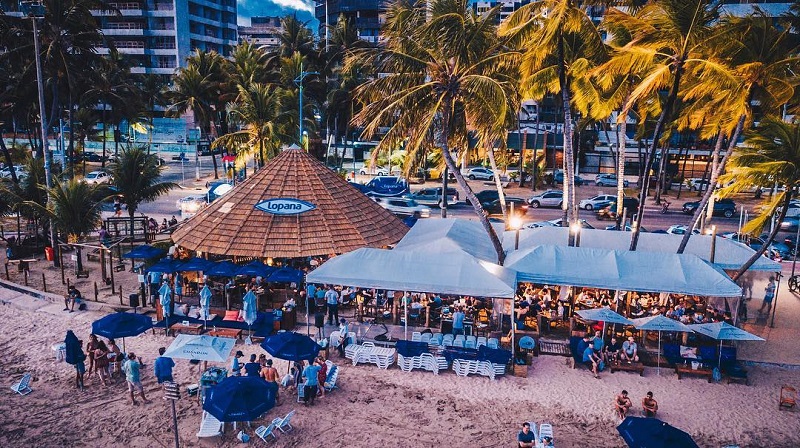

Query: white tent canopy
505 227 781 272
505 245 742 297
306 247 517 298
395 218 499 263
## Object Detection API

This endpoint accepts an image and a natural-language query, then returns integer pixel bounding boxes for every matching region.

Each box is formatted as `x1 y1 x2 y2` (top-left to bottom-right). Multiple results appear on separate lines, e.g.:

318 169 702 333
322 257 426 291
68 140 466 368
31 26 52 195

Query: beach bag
598 361 606 372
236 431 250 442
78 303 87 311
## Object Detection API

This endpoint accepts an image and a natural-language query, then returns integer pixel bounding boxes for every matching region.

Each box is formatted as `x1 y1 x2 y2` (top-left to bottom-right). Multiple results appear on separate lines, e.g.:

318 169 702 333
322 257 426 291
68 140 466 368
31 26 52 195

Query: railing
104 22 145 30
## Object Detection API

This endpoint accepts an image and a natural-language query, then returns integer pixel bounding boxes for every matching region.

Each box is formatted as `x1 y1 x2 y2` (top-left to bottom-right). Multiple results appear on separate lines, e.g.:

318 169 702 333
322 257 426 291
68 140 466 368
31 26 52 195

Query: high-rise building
238 16 284 51
315 0 385 45
1 0 238 75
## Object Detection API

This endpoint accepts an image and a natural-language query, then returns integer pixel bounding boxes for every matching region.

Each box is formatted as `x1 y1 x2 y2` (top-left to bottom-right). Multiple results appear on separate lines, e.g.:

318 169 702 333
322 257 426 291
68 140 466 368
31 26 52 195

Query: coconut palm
720 118 800 280
136 74 168 148
107 146 176 239
85 50 135 167
350 0 518 263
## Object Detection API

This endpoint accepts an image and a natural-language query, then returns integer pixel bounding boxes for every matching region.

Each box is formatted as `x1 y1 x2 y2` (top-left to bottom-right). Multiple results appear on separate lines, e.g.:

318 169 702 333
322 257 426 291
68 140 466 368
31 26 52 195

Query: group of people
579 332 639 378
614 390 658 420
230 351 284 405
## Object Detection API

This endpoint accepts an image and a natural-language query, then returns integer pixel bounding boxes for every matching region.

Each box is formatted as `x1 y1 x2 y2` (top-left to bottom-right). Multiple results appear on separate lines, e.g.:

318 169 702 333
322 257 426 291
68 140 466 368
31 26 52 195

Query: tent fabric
396 340 430 358
176 257 213 272
162 334 236 362
267 267 304 284
306 247 517 298
631 315 692 332
505 245 742 297
122 245 165 259
617 417 699 448
506 227 781 272
394 218 499 263
91 312 153 339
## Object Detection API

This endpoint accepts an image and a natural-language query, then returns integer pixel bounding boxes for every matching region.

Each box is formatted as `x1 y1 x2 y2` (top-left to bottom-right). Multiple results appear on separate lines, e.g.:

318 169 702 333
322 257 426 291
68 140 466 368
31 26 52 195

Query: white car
83 170 112 185
595 174 629 187
177 195 207 216
466 167 494 181
359 165 389 176
666 224 700 235
373 197 431 218
578 194 617 211
527 190 563 208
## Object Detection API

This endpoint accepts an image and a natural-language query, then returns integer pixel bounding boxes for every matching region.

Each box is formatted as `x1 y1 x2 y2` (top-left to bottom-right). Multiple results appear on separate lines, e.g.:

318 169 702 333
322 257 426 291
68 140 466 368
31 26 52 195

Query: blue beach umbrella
260 331 321 362
122 244 165 259
176 257 213 272
206 260 239 277
235 260 274 278
203 376 276 422
632 315 693 374
147 258 179 274
617 417 699 448
689 322 764 368
267 267 304 284
91 312 153 352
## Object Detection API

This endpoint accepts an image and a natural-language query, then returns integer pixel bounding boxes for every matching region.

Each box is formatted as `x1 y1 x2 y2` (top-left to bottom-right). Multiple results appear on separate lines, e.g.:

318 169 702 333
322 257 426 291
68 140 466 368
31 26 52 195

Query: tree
107 146 176 239
85 50 135 167
720 118 800 280
350 0 518 264
137 74 168 148
213 83 283 167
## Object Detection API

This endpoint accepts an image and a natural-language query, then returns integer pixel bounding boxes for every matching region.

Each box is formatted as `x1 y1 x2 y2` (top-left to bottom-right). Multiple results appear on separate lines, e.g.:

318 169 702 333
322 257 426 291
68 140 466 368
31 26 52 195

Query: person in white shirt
337 319 349 357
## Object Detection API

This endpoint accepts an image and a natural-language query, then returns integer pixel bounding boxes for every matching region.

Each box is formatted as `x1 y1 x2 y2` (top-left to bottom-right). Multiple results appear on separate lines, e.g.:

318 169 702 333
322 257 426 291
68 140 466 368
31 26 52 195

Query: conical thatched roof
172 149 409 258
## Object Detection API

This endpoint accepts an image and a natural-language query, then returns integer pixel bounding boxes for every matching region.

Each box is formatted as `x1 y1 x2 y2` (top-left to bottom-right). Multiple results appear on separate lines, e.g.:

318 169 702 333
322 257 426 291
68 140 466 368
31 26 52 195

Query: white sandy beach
1 299 799 448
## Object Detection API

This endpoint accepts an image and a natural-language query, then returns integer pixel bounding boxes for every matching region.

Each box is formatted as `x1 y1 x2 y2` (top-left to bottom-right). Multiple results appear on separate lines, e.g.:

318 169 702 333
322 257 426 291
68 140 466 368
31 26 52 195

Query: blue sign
255 198 316 215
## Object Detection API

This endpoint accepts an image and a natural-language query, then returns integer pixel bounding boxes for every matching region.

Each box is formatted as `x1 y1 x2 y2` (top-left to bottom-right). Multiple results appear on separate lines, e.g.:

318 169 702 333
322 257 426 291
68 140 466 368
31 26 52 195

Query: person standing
260 359 281 405
302 360 321 406
315 357 328 398
154 347 175 384
74 339 87 390
94 340 110 386
337 318 350 357
86 334 99 375
244 354 261 377
122 353 149 405
759 276 776 315
452 307 465 335
325 285 340 326
231 350 244 376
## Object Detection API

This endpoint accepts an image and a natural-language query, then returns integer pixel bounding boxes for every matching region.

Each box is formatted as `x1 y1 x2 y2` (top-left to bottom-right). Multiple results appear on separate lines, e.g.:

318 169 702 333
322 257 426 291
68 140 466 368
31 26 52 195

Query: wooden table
169 323 204 336
207 328 243 339
675 364 713 382
610 361 645 376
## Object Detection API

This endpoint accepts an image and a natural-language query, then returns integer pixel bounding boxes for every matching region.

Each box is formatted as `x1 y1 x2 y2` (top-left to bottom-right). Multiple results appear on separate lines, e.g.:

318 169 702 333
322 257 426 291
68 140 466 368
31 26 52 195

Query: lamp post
22 1 58 267
707 225 717 264
509 207 523 251
570 223 582 247
295 64 319 150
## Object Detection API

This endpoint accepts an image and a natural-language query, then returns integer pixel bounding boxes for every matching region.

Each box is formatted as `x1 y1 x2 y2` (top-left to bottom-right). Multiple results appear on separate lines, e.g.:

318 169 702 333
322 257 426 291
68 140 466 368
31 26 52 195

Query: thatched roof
172 149 409 258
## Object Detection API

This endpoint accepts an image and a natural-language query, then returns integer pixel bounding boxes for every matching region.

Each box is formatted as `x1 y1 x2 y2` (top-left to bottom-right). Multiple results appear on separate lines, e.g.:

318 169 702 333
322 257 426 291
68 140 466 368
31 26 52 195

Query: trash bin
129 294 140 308
44 246 54 261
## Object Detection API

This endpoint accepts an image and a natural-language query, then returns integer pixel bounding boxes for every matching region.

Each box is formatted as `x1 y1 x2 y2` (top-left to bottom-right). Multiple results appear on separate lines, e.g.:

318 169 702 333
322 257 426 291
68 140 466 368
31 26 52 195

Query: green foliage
107 145 177 218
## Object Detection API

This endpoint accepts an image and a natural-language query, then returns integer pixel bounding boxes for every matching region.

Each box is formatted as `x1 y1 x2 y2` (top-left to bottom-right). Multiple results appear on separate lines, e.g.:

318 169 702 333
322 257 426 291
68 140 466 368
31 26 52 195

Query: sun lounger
411 331 422 342
297 382 305 403
324 365 339 392
537 423 554 447
255 421 278 442
10 373 32 396
271 410 295 433
196 411 223 438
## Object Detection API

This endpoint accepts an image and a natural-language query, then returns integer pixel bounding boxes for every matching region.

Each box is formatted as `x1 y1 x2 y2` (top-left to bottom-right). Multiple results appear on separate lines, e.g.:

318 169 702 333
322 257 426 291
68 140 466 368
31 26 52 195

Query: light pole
295 64 319 150
195 126 201 181
707 225 717 264
570 223 582 247
22 1 58 266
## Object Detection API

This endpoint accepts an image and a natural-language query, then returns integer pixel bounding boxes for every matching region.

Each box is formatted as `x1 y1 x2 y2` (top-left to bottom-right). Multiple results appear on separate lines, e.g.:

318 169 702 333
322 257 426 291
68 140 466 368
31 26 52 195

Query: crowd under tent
505 227 781 273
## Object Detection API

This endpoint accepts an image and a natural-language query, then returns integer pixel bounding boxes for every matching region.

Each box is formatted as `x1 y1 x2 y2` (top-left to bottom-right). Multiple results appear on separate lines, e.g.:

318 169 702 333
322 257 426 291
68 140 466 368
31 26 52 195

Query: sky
237 0 317 28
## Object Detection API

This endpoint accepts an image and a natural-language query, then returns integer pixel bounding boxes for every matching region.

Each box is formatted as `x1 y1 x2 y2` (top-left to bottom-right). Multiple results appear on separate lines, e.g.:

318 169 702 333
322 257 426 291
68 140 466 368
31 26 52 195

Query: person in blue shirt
452 307 465 335
517 422 535 448
583 343 600 378
153 347 175 383
244 354 261 377
302 360 322 406
231 350 244 376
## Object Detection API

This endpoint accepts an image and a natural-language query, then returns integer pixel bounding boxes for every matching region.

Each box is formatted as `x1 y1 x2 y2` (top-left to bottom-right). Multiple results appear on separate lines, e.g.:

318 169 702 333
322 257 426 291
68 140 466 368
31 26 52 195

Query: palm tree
720 118 800 280
350 0 518 263
107 146 176 239
137 74 168 149
501 0 606 226
598 0 721 250
213 83 283 167
85 51 135 167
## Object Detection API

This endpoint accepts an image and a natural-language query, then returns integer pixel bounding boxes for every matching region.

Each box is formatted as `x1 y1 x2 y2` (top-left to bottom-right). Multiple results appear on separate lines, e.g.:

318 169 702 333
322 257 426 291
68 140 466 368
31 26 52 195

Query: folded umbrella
64 330 85 366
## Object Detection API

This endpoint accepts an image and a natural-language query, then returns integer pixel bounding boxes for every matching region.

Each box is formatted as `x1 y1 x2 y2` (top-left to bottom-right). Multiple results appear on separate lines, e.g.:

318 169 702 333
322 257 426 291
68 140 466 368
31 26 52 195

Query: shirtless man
615 390 632 420
642 391 658 417
260 359 281 405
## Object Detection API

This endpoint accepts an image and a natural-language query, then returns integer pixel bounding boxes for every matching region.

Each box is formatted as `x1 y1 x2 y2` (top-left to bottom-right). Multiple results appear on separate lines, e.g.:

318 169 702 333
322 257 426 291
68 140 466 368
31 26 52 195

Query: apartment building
238 16 283 51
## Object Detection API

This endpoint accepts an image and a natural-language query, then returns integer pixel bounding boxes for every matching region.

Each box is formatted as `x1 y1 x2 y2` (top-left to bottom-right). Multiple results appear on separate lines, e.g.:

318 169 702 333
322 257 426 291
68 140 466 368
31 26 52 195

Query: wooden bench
207 328 243 339
675 364 713 382
610 361 645 376
169 323 204 336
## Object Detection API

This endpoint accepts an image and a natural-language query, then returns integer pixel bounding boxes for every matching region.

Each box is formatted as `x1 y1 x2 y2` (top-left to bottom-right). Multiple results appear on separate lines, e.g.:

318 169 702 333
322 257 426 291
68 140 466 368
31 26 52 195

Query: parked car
83 170 112 185
405 187 459 207
482 197 529 216
527 190 563 208
359 165 389 176
177 195 207 217
475 189 500 204
682 198 737 218
749 235 792 260
578 194 617 211
780 216 800 232
524 220 558 229
596 198 640 220
373 197 431 218
553 170 585 186
0 165 26 179
83 152 106 163
466 167 494 181
687 178 711 192
595 174 629 187
605 224 647 232
665 224 700 235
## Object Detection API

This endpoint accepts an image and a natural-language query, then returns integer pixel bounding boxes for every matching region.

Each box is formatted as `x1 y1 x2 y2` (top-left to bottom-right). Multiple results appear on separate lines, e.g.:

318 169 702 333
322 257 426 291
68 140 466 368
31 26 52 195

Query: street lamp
295 64 319 150
509 215 523 250
706 225 717 264
21 1 57 266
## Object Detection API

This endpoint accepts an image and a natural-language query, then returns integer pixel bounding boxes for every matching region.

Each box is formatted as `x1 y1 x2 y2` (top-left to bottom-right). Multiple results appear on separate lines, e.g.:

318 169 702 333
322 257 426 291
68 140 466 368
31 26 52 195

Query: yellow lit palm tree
350 0 518 263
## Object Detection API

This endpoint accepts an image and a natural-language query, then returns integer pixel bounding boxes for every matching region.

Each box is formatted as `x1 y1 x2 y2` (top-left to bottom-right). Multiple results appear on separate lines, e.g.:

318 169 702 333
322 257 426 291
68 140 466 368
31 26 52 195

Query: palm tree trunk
67 104 75 179
101 103 107 169
487 144 507 221
129 208 137 241
630 59 685 250
677 114 746 253
441 99 504 264
557 31 576 225
0 137 18 184
616 120 626 224
731 190 792 281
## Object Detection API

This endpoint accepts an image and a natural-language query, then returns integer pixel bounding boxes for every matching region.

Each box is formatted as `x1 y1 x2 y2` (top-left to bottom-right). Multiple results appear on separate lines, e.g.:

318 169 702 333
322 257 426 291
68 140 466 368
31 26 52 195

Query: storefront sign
254 198 316 215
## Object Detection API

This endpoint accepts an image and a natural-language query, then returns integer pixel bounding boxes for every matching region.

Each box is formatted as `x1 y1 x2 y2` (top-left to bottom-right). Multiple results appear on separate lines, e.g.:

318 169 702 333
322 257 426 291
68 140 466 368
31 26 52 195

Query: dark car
84 152 106 163
682 198 737 218
482 197 529 216
554 171 585 186
474 189 500 204
596 198 639 220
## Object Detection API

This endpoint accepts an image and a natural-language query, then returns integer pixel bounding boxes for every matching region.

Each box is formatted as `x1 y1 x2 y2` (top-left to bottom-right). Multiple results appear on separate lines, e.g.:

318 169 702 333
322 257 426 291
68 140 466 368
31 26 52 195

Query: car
83 170 112 185
553 170 585 186
177 195 207 216
687 178 711 192
549 218 595 229
665 224 700 235
780 216 800 233
749 235 792 260
359 165 389 176
596 198 640 220
474 189 500 204
364 176 409 197
405 187 459 207
605 224 648 232
83 152 106 163
527 190 563 208
373 197 431 218
524 220 558 229
682 198 737 218
0 165 26 179
482 197 529 216
466 167 494 181
578 194 617 211
595 174 629 187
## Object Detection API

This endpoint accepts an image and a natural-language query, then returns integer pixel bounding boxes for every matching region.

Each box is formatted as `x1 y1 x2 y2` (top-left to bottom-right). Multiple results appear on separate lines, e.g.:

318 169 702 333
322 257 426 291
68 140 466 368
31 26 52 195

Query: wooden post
24 269 28 286
119 285 123 305
109 251 115 291
67 278 71 291
100 248 107 283
94 282 99 301
42 273 46 292
425 306 431 328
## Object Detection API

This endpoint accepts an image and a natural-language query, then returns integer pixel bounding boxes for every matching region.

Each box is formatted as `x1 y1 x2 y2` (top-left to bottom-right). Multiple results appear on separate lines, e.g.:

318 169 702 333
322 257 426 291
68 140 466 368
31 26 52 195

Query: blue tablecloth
478 345 512 365
396 340 430 357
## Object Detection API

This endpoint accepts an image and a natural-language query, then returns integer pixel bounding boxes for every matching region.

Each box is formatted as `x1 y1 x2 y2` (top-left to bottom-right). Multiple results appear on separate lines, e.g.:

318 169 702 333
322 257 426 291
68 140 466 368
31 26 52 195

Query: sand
1 299 799 448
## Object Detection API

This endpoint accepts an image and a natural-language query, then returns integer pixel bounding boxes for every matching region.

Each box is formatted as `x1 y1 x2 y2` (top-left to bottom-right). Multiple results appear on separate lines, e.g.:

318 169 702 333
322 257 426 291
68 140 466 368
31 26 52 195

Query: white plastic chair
411 331 422 342
271 410 295 433
255 421 278 442
10 373 32 396
421 333 432 343
487 338 499 349
297 382 305 403
464 339 476 349
196 411 223 438
453 339 464 348
539 423 554 442
476 337 487 348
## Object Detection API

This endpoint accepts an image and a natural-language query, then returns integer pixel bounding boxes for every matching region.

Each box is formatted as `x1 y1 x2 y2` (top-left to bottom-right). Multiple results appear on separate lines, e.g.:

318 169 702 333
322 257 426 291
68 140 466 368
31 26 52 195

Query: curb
0 279 137 314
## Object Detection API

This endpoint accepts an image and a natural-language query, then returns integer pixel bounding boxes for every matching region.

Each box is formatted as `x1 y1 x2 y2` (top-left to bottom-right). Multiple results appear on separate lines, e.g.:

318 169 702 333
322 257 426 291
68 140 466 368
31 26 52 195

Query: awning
394 218 499 263
506 227 781 272
306 247 517 298
505 245 742 297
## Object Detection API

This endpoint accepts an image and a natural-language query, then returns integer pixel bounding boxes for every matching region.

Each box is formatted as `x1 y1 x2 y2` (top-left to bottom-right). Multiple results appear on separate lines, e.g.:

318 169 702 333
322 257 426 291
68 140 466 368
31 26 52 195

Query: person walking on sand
122 353 150 405
759 276 776 315
94 340 110 386
154 347 175 384
302 360 321 406
614 390 632 420
642 391 658 417
74 339 87 390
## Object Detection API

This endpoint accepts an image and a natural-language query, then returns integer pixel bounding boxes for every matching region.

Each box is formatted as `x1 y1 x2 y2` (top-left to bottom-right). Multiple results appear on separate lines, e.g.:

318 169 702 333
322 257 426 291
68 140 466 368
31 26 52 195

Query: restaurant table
169 322 204 336
675 364 713 382
207 328 243 339
609 360 645 376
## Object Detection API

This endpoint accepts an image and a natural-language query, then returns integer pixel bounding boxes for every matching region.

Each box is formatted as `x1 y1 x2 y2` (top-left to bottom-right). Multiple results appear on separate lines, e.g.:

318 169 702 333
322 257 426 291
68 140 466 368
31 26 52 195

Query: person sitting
540 436 554 447
63 286 82 312
583 341 601 378
615 390 632 420
642 391 658 417
621 337 639 362
517 422 535 448
604 337 622 363
160 218 168 232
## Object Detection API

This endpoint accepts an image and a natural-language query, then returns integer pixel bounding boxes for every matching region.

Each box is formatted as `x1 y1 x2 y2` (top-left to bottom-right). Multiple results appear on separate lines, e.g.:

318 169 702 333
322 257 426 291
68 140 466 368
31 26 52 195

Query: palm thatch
172 148 409 258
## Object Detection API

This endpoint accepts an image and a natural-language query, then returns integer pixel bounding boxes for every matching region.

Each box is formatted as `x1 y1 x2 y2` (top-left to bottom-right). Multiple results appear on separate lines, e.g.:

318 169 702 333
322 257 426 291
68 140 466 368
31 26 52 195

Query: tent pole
657 331 661 375
404 292 408 340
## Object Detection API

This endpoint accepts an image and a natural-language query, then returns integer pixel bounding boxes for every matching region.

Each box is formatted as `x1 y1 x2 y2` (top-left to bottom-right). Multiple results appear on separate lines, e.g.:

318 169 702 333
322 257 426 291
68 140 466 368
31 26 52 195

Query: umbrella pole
657 331 661 376
718 340 723 372
305 293 310 337
123 337 126 354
